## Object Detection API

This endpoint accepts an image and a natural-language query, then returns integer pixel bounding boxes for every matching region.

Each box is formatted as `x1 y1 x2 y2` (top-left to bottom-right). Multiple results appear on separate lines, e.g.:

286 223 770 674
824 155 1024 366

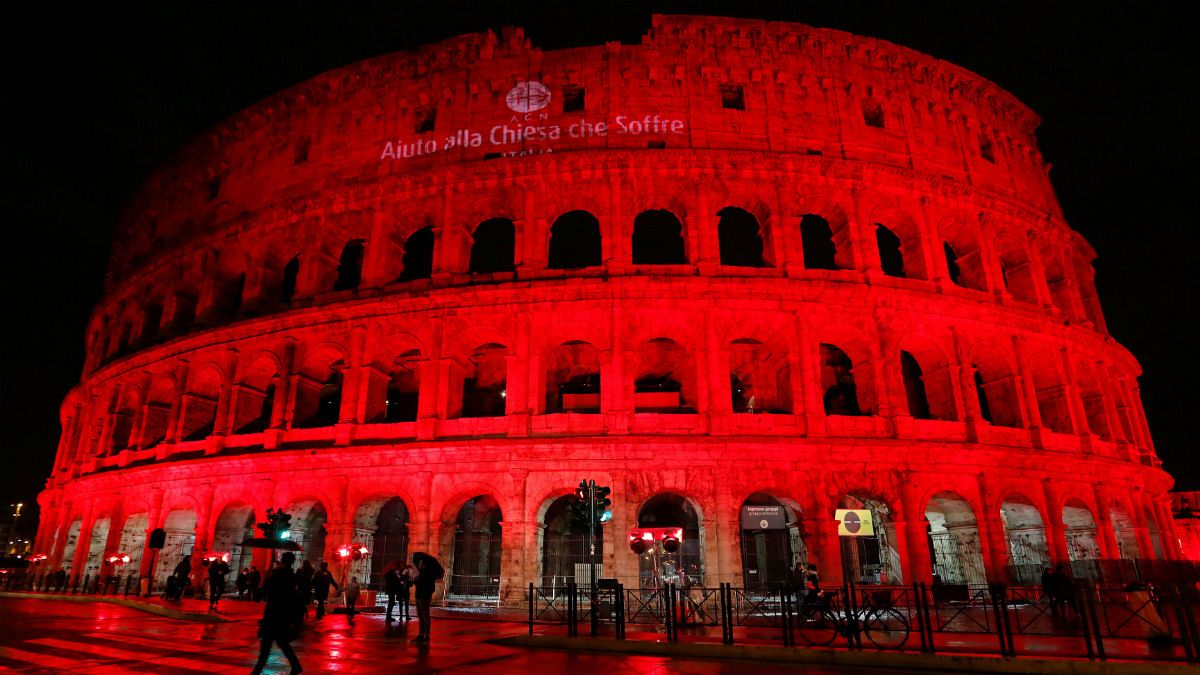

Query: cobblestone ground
0 598 922 674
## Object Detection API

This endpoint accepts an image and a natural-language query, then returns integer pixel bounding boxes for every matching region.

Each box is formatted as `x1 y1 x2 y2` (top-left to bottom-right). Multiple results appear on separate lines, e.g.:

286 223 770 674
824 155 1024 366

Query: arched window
545 341 601 413
717 207 766 267
280 255 300 302
632 210 687 265
926 492 987 586
900 350 932 419
450 496 502 598
461 344 507 418
334 240 365 291
293 354 345 429
971 346 1023 428
800 214 838 270
233 358 278 435
385 351 421 423
943 242 962 286
728 338 792 414
739 493 805 589
637 493 703 587
634 338 695 413
541 495 602 587
469 218 515 274
548 211 602 269
398 227 434 281
875 224 905 278
820 344 862 416
180 368 221 441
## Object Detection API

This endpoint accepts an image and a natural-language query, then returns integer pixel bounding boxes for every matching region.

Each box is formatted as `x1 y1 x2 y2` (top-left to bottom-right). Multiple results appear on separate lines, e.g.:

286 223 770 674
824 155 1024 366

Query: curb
0 592 227 623
491 634 1188 675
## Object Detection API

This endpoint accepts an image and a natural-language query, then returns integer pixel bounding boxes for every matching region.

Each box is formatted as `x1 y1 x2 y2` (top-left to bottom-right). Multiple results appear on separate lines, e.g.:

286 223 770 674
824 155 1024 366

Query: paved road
0 598 925 674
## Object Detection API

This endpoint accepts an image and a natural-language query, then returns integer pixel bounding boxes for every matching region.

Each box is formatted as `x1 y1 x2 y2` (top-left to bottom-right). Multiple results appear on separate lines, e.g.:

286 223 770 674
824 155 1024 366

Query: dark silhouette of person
251 552 302 675
167 555 191 600
384 565 410 622
296 560 315 617
311 562 339 619
236 567 249 599
208 558 230 611
247 566 262 601
412 552 443 642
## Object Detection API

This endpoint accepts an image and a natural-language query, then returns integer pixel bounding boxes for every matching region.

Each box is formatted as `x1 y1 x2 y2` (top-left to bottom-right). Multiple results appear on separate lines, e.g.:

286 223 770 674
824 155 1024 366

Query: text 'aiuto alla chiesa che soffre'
34 15 1183 602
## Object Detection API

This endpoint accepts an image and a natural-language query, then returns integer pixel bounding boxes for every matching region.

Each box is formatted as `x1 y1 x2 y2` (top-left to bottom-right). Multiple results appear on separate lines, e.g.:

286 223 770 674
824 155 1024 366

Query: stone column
898 476 932 584
1041 480 1068 563
976 476 1011 582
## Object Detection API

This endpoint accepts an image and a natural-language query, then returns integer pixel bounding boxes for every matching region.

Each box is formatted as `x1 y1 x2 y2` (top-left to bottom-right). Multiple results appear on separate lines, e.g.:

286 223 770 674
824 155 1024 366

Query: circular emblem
505 81 552 113
843 511 862 534
759 519 770 529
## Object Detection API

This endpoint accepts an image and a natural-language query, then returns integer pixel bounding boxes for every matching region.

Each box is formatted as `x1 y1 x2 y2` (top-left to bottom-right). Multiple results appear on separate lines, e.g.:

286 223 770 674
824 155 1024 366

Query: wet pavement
0 598 923 674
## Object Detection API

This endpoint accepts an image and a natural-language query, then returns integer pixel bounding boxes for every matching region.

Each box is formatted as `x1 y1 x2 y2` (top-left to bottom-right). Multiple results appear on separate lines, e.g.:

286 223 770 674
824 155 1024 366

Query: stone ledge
491 634 1195 675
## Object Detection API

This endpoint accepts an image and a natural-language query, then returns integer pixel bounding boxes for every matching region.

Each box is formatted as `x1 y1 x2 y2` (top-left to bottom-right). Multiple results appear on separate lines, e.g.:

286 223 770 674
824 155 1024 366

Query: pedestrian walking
167 555 191 600
384 564 409 622
250 552 303 675
297 560 315 617
208 558 230 611
236 567 249 599
344 576 362 624
311 562 339 619
248 565 263 602
411 552 444 642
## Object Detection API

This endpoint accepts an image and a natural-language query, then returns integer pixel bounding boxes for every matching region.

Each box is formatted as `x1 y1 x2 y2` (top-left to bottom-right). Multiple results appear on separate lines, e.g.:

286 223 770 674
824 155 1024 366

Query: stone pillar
1041 480 1068 563
500 470 530 605
811 489 842 587
976 476 1010 582
69 502 97 584
1010 337 1041 430
1024 232 1056 310
795 311 826 435
711 481 738 586
138 492 165 584
1090 487 1119 559
899 476 932 584
190 487 216 592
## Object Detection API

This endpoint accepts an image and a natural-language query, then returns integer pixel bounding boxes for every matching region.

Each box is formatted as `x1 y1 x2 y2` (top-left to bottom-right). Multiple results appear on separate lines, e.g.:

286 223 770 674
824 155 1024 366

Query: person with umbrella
411 552 443 642
251 552 303 675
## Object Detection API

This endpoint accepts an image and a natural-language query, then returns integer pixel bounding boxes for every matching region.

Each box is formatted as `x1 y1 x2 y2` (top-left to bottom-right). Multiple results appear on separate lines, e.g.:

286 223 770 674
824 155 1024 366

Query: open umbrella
411 551 444 580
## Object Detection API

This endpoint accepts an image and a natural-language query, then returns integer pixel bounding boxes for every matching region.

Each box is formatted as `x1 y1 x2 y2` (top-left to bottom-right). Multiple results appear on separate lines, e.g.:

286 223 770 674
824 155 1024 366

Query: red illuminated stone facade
35 15 1182 601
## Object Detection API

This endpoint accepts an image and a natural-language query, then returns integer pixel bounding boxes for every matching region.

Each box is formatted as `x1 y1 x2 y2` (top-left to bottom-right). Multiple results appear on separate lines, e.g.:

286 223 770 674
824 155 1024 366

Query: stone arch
232 353 280 434
837 491 902 585
154 508 198 591
117 512 149 577
539 492 602 589
999 494 1049 583
469 217 516 274
397 226 435 281
1073 357 1111 440
457 342 508 418
636 491 705 587
293 343 348 428
548 210 602 269
83 517 111 576
211 503 256 584
1109 501 1140 560
938 216 988 292
993 229 1038 304
634 337 697 413
969 341 1023 428
207 246 248 320
795 197 855 271
717 206 768 267
1040 248 1082 321
283 498 329 566
1144 505 1165 559
60 519 83 572
179 363 223 441
448 494 503 598
333 238 367 291
1062 499 1101 564
353 496 410 591
632 209 688 265
818 336 876 416
108 386 142 454
897 336 957 421
925 491 987 586
728 337 792 414
545 340 602 414
868 205 928 280
1026 345 1072 434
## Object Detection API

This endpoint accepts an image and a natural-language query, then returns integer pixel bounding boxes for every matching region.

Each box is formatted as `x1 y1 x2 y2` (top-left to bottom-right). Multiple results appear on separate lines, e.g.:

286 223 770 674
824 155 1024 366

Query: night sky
4 2 1196 532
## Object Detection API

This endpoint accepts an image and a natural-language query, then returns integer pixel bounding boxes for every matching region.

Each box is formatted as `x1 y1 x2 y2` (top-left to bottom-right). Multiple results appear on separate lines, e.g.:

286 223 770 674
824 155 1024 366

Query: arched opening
108 389 140 454
995 234 1038 304
211 505 255 589
799 214 839 270
1063 500 1101 570
333 239 366 291
84 517 111 577
875 224 905 278
545 341 601 414
838 493 901 585
999 496 1049 584
153 509 197 591
729 339 792 414
293 351 345 429
1027 347 1073 434
637 493 703 588
940 222 987 292
140 377 175 449
548 210 602 269
450 495 502 598
739 493 805 590
971 345 1023 428
285 500 328 566
354 497 409 593
898 343 957 421
398 227 435 281
943 242 962 286
461 343 507 418
632 209 687 265
1041 251 1082 321
717 206 767 267
1109 504 1140 560
634 338 696 413
384 350 422 423
280 254 300 302
60 520 82 572
209 251 247 320
821 344 870 416
925 493 987 587
117 513 148 579
233 357 278 434
469 218 516 274
1074 361 1111 440
179 367 221 441
540 494 602 590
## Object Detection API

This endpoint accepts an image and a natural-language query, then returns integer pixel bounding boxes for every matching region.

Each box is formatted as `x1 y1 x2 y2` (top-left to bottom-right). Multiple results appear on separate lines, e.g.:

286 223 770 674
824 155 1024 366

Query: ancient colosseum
35 14 1182 603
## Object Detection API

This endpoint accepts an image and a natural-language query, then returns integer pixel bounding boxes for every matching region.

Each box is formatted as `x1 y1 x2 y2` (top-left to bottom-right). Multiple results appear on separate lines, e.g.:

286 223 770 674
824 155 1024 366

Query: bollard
528 582 534 635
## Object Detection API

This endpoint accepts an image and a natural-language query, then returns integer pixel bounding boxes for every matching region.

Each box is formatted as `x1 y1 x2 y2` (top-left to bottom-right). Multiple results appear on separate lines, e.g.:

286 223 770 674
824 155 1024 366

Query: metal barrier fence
1 570 142 596
527 581 1200 663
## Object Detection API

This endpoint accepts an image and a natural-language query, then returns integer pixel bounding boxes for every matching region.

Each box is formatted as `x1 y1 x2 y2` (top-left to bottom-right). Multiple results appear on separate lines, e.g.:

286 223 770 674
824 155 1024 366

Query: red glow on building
33 15 1188 603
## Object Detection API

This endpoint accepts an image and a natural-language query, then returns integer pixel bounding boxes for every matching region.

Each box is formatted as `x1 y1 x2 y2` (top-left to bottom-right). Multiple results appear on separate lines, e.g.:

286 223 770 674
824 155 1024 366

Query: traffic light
594 485 613 523
257 508 293 541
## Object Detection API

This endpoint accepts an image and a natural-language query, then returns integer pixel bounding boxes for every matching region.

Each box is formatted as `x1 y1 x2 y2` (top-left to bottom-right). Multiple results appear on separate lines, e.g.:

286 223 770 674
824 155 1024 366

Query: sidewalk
495 633 1198 675
0 591 261 623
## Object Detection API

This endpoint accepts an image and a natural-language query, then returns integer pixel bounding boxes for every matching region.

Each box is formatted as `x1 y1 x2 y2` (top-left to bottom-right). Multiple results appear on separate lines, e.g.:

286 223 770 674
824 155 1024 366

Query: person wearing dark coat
250 553 302 675
236 568 249 599
296 560 315 617
384 566 408 622
411 552 443 642
311 562 339 619
208 559 230 611
167 555 191 600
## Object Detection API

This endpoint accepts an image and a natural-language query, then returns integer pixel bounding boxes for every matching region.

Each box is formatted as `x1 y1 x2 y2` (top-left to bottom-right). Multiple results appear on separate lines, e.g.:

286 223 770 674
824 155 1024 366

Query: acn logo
505 81 551 113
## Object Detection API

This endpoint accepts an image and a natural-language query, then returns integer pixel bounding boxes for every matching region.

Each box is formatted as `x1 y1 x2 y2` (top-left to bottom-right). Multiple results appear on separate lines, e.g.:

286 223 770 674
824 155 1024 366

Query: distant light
279 530 291 540
500 390 507 398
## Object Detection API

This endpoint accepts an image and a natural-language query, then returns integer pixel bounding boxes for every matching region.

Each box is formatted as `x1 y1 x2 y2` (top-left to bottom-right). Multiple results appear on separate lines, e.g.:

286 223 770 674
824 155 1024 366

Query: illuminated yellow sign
835 509 875 537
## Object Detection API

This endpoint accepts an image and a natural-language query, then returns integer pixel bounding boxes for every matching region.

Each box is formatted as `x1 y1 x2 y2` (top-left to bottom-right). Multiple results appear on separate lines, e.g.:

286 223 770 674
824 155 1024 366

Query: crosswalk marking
0 644 97 670
27 637 228 674
83 632 245 656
